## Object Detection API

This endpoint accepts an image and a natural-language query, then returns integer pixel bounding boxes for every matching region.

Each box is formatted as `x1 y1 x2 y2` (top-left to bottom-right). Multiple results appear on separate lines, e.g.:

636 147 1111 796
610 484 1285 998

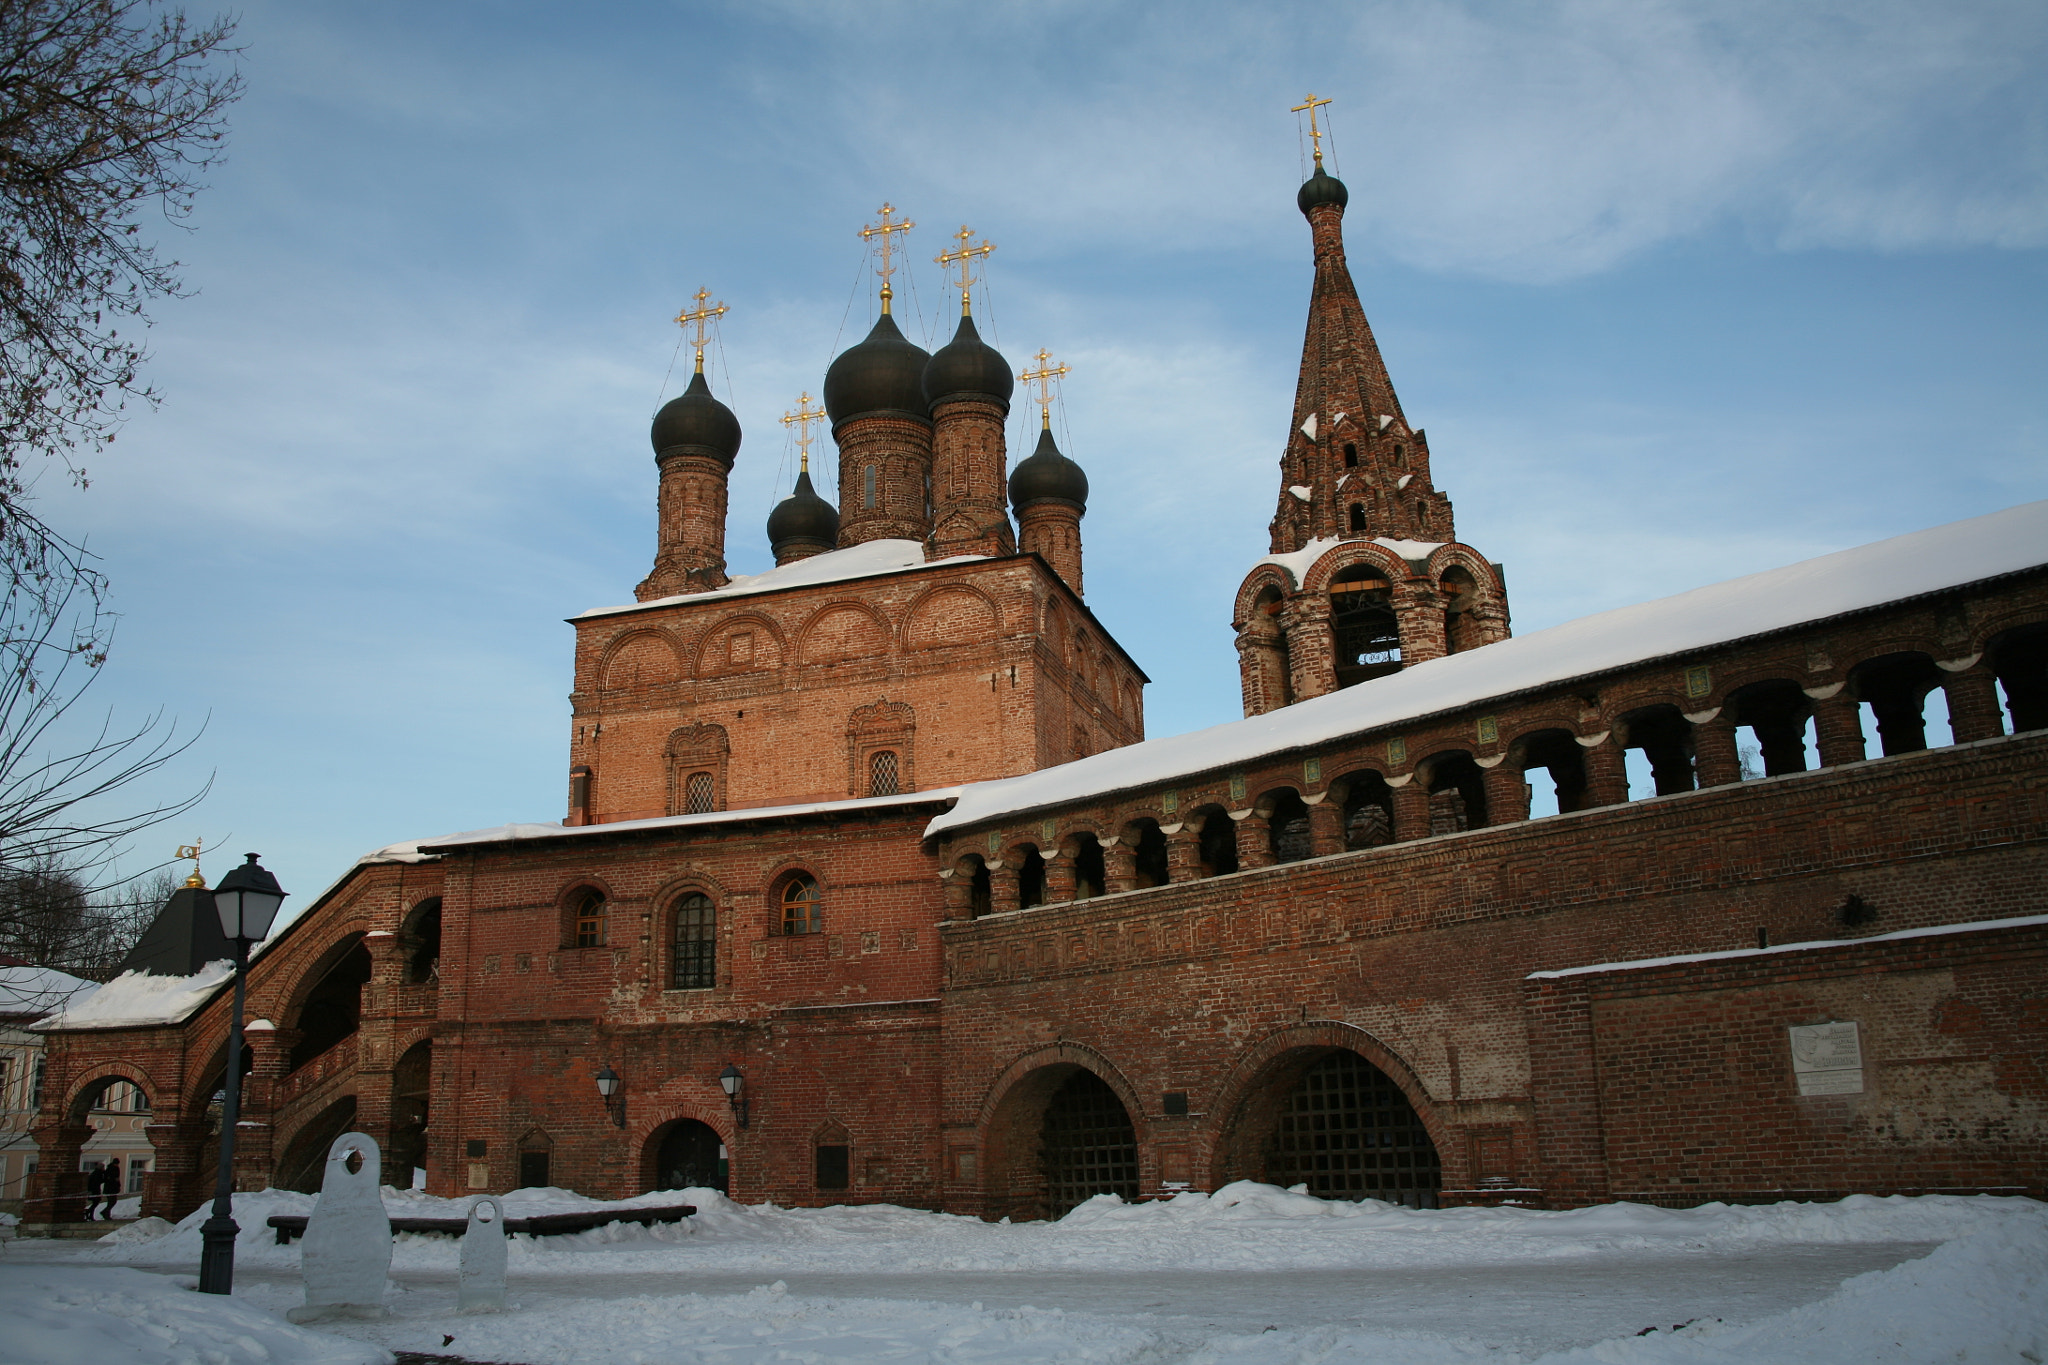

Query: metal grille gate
1040 1069 1138 1217
1266 1050 1441 1207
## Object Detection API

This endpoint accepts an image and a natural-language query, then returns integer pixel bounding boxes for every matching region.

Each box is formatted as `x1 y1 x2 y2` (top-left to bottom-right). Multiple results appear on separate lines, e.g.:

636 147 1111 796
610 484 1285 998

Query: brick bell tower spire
925 224 1016 561
1275 98 1452 554
1232 98 1510 716
638 287 740 601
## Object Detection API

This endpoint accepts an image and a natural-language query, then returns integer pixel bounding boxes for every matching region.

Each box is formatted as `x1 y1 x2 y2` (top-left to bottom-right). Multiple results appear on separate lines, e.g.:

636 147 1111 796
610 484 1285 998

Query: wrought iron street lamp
197 854 287 1295
719 1063 748 1129
594 1065 625 1127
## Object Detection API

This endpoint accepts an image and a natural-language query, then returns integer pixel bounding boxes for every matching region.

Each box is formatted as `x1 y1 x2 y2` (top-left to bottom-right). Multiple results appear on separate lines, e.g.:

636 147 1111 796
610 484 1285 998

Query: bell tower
1233 97 1510 715
638 288 740 601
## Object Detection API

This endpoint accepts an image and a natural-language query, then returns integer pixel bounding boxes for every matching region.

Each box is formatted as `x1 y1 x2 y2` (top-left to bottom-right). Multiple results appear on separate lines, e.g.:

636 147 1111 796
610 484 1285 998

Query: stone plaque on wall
1788 1021 1864 1096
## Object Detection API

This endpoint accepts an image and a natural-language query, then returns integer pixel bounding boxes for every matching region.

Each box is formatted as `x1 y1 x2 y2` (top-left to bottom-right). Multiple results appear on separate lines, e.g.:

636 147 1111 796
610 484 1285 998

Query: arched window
781 874 822 936
1349 503 1368 532
1329 564 1401 688
684 771 715 814
868 749 899 797
862 465 876 508
1343 442 1358 467
671 893 715 989
1392 443 1406 466
1416 501 1431 531
569 888 607 949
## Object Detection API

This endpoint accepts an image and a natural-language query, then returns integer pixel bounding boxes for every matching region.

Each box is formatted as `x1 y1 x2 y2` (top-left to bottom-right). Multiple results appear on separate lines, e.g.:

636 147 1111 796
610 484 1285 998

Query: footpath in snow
3 1182 2045 1364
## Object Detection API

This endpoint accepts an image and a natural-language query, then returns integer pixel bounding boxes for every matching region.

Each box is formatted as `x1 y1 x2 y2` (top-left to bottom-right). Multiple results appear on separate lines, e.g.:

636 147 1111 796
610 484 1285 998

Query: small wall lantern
718 1063 749 1130
594 1065 625 1128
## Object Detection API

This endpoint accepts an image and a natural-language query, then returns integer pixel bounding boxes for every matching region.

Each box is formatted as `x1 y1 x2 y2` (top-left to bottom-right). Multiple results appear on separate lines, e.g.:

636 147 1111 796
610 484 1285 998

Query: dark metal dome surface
922 313 1013 410
650 369 741 467
1009 425 1088 510
766 467 840 551
824 313 933 425
1297 164 1350 215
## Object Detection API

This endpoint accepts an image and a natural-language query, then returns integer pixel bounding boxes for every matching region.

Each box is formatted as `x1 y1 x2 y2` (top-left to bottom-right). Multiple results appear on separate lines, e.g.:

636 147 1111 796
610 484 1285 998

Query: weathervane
1292 92 1333 168
935 224 996 316
674 286 730 373
859 203 915 315
780 392 827 472
1018 348 1071 429
176 837 206 889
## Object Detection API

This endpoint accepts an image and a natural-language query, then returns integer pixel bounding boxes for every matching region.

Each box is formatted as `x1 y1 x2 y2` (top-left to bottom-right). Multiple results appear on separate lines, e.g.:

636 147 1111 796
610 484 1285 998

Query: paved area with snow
4 1183 2045 1363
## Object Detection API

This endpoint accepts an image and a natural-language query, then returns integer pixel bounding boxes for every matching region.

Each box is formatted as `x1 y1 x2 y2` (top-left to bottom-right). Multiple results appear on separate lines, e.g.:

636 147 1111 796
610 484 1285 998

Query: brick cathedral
28 134 2048 1224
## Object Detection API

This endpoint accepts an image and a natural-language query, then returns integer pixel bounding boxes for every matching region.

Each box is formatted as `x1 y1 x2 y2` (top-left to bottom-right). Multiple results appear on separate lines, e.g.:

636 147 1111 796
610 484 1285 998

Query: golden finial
176 838 206 889
674 286 730 373
858 203 915 315
780 392 827 473
1292 92 1333 167
1018 348 1071 429
935 224 997 316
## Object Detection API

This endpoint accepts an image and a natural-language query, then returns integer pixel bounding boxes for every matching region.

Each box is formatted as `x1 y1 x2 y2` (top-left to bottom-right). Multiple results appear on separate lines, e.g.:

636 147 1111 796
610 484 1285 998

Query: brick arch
903 583 1001 651
599 628 684 691
974 1040 1147 1133
1297 541 1413 594
797 600 893 665
271 930 369 1036
62 1061 170 1123
973 1041 1150 1220
1232 565 1296 626
632 1098 737 1194
1972 604 2048 656
693 612 786 677
1207 1020 1448 1190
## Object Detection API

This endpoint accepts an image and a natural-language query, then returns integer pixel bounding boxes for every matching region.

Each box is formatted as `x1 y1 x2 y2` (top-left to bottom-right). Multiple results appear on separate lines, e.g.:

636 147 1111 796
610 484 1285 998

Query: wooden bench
266 1202 696 1245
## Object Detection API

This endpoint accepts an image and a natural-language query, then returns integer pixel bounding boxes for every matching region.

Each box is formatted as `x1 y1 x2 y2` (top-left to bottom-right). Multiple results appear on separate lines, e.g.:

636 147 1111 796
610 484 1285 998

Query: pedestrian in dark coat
81 1162 106 1220
97 1157 121 1220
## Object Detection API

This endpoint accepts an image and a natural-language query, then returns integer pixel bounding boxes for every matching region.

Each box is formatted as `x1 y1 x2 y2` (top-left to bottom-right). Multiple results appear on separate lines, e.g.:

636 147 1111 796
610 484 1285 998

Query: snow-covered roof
0 963 97 1017
1528 913 2048 980
574 540 988 620
410 787 966 854
33 960 235 1031
929 500 2048 837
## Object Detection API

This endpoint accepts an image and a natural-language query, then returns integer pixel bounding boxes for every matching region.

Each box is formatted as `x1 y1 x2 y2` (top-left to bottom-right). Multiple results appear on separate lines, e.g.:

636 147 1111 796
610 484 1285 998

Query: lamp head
210 853 287 942
594 1065 621 1099
718 1064 743 1098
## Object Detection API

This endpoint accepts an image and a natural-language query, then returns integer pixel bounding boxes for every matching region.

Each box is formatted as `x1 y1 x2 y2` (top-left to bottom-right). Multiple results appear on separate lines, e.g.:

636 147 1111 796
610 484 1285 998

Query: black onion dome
922 312 1013 411
650 369 741 467
823 313 932 424
1010 425 1088 510
1297 164 1349 215
766 468 840 551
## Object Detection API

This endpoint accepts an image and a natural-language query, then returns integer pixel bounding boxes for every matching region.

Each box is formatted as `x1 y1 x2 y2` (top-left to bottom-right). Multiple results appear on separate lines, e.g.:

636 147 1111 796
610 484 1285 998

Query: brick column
1101 840 1136 895
1483 764 1531 824
941 872 973 920
1390 783 1431 842
1235 814 1274 870
1943 667 2006 743
1166 826 1202 882
1580 736 1628 807
988 863 1019 917
1043 854 1076 904
25 1120 91 1222
1811 694 1866 768
1396 588 1448 665
1690 713 1741 788
1281 595 1337 703
1307 800 1345 857
1236 629 1290 717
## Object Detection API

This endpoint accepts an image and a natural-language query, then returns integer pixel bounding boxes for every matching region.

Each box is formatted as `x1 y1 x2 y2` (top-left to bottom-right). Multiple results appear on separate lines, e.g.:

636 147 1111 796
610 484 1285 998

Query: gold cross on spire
935 224 996 316
1292 92 1333 167
176 837 206 889
780 391 827 472
859 203 915 315
1018 348 1071 429
674 286 729 373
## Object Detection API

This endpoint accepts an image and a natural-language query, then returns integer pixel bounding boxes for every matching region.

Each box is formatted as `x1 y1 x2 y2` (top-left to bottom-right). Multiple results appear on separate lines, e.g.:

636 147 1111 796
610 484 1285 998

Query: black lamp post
197 854 287 1296
719 1063 748 1129
594 1065 625 1128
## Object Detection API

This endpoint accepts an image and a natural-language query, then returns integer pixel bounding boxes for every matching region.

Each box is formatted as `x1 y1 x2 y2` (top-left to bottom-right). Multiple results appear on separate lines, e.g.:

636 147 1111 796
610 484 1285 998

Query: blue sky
38 0 2048 919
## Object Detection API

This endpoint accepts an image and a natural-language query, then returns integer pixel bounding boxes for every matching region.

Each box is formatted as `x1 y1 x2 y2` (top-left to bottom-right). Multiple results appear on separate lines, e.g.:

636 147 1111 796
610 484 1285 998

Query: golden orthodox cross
1018 348 1071 428
1292 92 1333 167
176 837 205 889
859 203 915 314
674 286 729 372
935 224 996 315
780 392 827 472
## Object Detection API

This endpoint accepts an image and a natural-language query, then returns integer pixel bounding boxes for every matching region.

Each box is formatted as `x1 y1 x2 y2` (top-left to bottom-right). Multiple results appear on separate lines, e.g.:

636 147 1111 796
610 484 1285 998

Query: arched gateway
980 1050 1144 1221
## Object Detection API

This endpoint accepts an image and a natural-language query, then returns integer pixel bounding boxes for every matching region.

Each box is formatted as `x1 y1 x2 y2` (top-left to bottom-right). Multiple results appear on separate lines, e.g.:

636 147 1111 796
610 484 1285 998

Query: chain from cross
935 225 996 315
780 392 827 472
1292 92 1333 167
859 203 915 312
674 286 730 369
1018 348 1071 427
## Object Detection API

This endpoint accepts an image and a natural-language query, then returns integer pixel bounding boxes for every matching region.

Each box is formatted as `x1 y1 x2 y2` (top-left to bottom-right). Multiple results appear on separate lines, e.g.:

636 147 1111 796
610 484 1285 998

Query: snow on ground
10 1185 2046 1364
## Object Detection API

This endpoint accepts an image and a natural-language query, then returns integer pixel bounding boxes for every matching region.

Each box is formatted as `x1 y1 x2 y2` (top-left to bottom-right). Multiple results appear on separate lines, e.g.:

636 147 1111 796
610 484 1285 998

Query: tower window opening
684 771 715 814
1343 442 1358 468
671 893 715 990
863 465 876 508
869 749 900 797
1392 444 1406 466
782 874 823 935
1416 501 1430 531
1349 503 1368 533
1329 567 1402 687
571 889 607 949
